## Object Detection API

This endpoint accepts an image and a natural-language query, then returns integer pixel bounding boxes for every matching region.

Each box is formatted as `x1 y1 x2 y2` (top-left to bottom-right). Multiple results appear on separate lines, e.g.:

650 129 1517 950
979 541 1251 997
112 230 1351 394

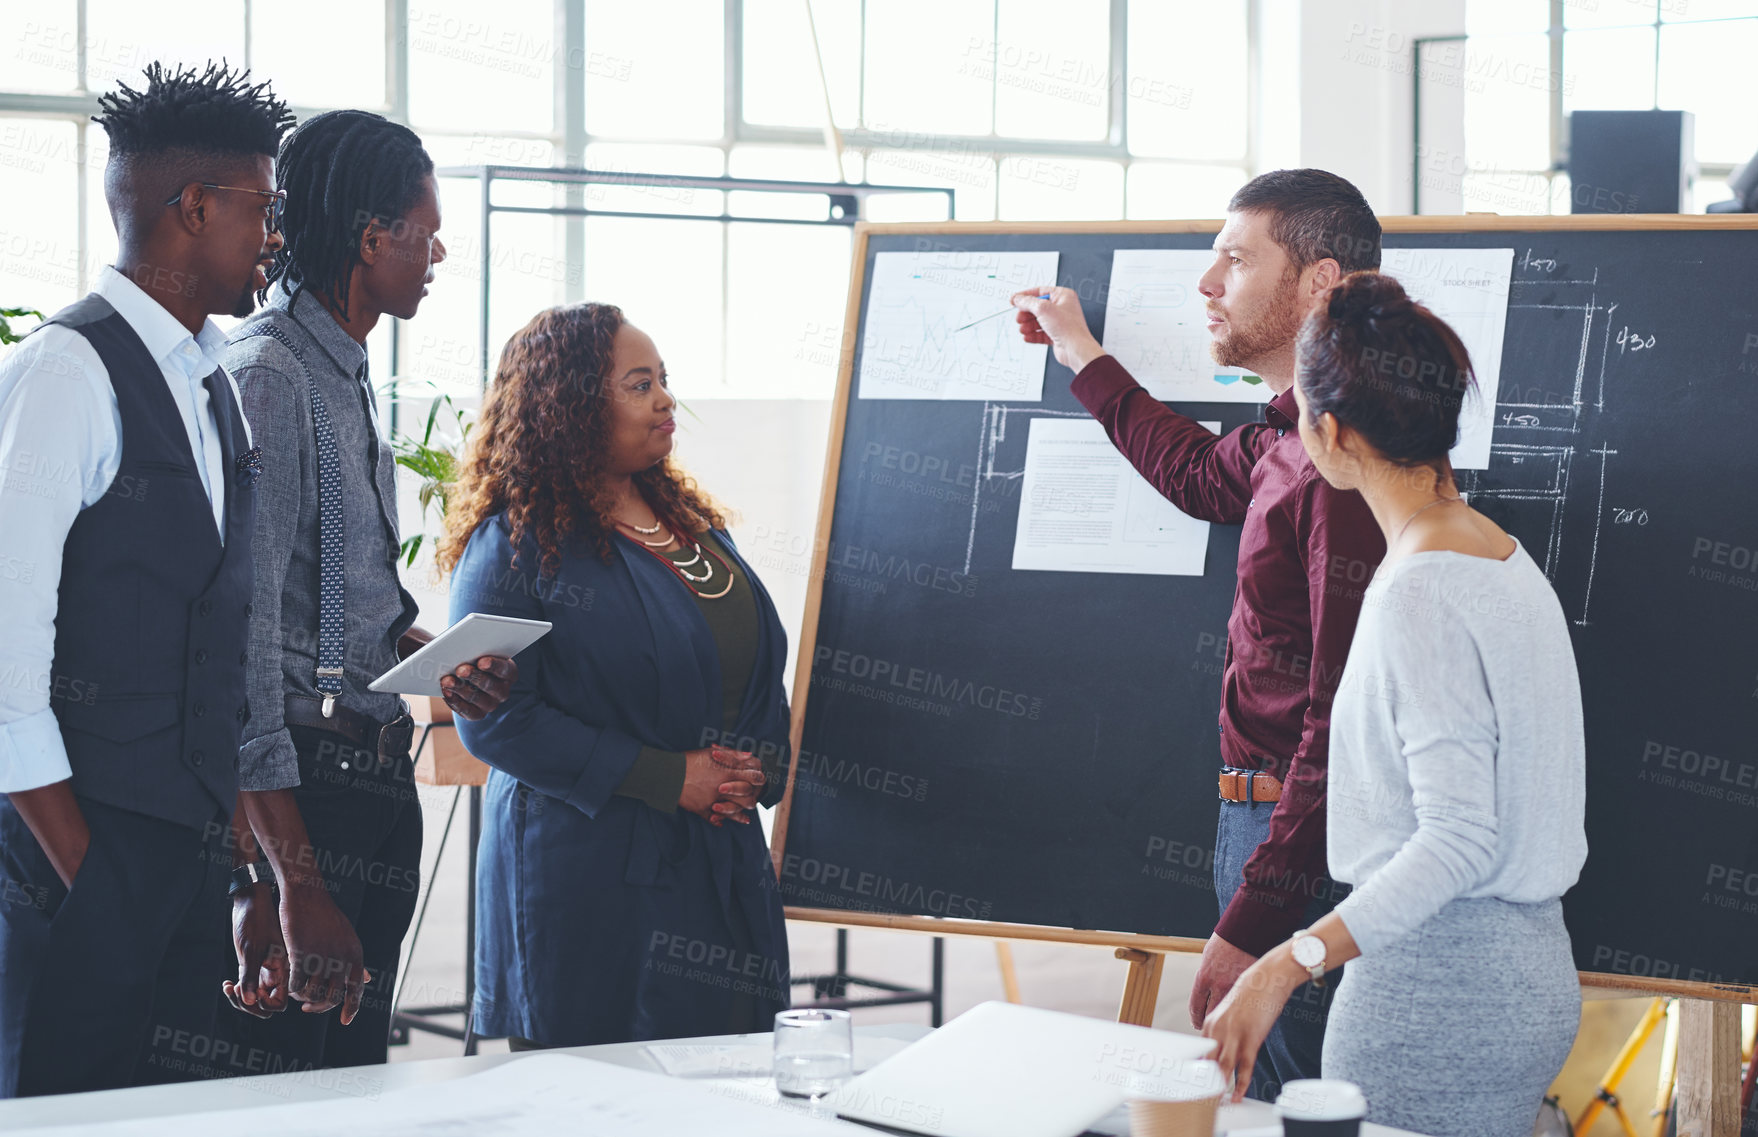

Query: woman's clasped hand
681 744 766 826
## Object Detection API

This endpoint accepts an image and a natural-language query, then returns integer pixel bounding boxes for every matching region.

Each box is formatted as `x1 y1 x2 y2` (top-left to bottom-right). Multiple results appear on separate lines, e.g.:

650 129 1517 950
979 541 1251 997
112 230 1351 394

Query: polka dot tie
241 325 345 715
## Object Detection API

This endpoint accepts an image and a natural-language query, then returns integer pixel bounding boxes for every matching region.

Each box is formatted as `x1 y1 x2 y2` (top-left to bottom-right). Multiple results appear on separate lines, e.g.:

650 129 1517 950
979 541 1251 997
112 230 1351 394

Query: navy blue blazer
451 514 792 1044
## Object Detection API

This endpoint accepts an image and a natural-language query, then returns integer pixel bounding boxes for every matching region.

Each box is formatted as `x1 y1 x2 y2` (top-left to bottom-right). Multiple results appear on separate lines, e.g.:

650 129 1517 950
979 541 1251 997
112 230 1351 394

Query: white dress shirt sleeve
0 327 120 792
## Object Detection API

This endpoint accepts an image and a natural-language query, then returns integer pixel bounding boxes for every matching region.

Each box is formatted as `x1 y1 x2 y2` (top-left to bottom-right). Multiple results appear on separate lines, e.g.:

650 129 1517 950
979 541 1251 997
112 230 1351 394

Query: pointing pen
954 294 1053 333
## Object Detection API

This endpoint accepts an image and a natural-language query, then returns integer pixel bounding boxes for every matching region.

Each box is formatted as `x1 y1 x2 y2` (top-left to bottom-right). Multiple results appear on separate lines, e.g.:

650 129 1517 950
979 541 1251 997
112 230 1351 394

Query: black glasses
163 183 288 233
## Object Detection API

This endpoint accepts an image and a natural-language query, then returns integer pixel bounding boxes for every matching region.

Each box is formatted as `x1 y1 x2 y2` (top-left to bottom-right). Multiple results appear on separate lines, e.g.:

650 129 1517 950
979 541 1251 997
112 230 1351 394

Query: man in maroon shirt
1013 170 1386 1101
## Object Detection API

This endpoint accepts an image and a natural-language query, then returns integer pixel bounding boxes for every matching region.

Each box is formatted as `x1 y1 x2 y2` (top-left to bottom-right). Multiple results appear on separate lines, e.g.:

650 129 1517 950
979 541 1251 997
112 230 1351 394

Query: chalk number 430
1616 326 1656 353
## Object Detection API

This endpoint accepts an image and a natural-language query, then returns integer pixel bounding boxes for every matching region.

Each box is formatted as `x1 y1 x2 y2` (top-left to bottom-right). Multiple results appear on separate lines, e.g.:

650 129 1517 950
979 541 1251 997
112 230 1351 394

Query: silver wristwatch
1290 928 1327 986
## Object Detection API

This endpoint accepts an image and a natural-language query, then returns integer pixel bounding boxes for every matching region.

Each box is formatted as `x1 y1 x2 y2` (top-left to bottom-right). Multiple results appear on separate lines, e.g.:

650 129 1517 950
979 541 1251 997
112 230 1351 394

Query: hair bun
1327 271 1412 324
1298 268 1476 469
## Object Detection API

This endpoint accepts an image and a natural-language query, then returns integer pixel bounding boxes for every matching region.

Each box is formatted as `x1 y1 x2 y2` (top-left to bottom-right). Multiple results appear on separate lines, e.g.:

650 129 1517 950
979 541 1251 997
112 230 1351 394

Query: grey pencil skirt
1322 897 1580 1137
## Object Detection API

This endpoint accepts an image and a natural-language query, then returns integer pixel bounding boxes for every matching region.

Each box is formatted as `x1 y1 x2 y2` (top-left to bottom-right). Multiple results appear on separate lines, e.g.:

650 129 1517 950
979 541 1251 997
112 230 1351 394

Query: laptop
828 1002 1217 1137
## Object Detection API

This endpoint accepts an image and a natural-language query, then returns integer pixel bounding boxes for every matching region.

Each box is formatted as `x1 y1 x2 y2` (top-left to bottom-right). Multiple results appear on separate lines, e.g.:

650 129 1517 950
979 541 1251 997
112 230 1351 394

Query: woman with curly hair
437 303 792 1045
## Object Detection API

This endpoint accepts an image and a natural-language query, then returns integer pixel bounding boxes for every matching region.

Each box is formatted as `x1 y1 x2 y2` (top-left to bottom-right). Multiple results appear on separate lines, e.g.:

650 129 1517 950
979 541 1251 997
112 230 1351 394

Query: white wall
1294 0 1469 214
671 398 834 691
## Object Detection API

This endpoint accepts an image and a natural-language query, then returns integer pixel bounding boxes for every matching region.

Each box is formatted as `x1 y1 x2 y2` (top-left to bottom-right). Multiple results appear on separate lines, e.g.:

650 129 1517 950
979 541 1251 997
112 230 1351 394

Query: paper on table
1100 249 1270 404
1378 247 1514 471
858 249 1060 401
644 1034 914 1079
16 1055 870 1137
645 1041 772 1078
1011 418 1219 576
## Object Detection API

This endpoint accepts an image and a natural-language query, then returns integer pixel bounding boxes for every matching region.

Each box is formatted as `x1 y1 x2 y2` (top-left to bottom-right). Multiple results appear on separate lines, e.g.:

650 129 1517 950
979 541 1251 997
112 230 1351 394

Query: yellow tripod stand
1573 999 1677 1137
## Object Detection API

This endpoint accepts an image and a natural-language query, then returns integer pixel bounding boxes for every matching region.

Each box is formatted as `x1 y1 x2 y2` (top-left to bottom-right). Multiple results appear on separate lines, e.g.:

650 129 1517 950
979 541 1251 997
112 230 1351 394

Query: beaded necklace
618 520 736 600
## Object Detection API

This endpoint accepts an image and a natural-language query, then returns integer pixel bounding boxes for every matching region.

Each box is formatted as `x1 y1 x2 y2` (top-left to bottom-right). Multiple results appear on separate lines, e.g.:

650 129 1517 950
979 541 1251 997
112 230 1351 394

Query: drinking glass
773 1009 854 1100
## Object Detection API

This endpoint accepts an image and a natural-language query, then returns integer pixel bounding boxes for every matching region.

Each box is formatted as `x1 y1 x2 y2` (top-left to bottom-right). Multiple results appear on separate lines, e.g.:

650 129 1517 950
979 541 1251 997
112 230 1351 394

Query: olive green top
612 530 759 813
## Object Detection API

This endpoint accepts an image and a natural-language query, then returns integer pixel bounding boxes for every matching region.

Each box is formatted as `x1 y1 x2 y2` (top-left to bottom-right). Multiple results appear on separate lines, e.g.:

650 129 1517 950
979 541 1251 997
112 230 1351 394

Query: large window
0 0 1256 401
1426 2 1758 214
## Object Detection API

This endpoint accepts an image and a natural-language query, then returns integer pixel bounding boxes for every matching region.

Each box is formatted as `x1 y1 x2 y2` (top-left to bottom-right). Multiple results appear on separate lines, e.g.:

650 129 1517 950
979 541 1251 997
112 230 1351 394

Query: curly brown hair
436 302 725 579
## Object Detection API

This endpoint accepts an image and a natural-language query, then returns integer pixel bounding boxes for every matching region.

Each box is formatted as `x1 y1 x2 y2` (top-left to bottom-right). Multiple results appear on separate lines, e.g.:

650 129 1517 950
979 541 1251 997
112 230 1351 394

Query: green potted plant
391 380 472 571
385 380 488 786
1 307 44 346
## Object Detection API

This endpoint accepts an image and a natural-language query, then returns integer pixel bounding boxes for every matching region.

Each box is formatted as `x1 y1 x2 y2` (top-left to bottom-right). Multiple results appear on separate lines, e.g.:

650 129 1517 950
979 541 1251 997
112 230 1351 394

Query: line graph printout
1100 249 1269 404
1380 246 1514 471
858 250 1060 401
1011 417 1220 576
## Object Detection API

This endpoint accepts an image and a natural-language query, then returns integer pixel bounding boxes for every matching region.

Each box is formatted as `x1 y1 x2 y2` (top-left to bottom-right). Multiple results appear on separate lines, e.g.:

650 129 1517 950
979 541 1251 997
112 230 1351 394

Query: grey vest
40 295 255 830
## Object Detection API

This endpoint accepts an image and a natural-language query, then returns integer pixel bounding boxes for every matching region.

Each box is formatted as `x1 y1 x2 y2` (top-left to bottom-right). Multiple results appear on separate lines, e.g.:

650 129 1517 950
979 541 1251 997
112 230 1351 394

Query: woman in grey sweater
1202 272 1586 1137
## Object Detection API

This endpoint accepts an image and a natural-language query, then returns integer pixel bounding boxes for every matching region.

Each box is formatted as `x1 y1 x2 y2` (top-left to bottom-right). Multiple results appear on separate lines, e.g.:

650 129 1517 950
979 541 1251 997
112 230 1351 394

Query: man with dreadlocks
218 109 516 1072
0 62 291 1096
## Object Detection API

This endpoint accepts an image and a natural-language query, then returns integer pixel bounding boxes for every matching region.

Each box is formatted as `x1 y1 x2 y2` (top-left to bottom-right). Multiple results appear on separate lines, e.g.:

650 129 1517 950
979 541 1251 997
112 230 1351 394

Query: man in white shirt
0 62 293 1096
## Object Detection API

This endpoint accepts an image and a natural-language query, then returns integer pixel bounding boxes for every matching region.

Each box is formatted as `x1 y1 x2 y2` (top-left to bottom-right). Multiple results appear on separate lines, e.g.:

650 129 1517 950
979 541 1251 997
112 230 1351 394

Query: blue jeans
1213 795 1346 1103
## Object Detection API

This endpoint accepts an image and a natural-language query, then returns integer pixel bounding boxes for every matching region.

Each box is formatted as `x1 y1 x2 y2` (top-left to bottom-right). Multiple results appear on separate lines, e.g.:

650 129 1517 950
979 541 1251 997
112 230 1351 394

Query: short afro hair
93 61 294 229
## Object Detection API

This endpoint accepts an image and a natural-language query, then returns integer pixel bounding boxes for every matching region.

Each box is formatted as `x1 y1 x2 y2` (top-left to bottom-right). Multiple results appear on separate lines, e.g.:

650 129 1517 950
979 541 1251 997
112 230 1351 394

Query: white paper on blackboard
1379 246 1514 471
1100 249 1270 404
1011 418 1219 576
858 250 1060 401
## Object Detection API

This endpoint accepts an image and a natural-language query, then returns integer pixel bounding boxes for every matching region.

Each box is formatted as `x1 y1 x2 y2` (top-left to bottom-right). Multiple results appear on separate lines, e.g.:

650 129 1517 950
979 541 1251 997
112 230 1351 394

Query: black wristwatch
228 861 276 898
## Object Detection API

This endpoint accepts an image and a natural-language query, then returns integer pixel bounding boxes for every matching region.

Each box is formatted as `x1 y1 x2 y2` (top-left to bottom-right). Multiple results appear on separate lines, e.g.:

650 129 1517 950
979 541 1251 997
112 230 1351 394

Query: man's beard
230 252 272 318
1209 272 1302 372
230 274 261 319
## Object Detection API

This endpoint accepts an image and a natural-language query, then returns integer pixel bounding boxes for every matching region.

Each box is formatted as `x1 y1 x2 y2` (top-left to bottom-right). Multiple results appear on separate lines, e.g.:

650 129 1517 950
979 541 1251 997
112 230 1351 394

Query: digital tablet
367 613 553 697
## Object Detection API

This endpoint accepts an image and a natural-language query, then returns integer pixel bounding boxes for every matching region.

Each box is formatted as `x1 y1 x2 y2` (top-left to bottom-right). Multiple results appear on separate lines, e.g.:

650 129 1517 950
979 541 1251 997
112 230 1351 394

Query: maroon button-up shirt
1071 355 1386 956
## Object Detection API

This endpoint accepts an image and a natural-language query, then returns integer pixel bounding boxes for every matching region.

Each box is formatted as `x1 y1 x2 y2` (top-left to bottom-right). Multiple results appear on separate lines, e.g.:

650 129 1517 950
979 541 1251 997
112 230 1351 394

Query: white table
0 1024 1426 1135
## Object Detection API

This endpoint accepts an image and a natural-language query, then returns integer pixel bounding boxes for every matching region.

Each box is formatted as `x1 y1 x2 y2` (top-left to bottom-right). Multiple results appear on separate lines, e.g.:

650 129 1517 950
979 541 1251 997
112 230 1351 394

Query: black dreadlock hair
92 61 293 225
265 109 435 320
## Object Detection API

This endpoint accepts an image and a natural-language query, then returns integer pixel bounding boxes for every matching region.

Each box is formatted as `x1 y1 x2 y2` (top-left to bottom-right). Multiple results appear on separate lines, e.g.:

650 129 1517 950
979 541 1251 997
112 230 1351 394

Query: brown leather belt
284 695 414 763
1218 768 1283 803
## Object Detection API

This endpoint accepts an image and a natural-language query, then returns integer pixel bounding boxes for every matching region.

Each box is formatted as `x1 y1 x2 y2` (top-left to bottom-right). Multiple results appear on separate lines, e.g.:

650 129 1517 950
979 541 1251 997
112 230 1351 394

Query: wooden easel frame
769 215 1758 1134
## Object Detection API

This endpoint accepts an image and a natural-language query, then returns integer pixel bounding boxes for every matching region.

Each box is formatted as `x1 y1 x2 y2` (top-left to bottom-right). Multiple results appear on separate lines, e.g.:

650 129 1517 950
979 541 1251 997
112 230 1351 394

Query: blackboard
775 217 1758 999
